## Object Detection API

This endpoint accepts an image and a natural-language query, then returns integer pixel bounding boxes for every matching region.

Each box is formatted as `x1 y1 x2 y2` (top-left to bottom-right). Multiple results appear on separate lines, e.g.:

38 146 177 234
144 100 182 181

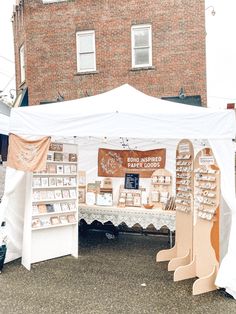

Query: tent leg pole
169 230 173 248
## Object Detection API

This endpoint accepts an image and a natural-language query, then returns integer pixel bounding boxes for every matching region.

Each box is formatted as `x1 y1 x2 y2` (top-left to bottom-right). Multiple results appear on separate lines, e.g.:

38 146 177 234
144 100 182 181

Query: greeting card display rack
78 170 86 204
22 142 79 270
175 148 220 295
156 139 194 274
150 169 172 209
118 185 143 207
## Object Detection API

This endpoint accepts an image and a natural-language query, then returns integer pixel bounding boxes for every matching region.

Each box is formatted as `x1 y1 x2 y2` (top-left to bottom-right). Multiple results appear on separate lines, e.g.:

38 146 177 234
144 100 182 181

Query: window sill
74 71 99 76
42 0 68 4
130 66 156 72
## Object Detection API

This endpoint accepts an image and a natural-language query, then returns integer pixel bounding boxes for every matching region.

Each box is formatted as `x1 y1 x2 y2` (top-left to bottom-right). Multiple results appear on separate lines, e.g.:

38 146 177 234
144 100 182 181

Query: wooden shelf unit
150 169 172 209
21 142 79 270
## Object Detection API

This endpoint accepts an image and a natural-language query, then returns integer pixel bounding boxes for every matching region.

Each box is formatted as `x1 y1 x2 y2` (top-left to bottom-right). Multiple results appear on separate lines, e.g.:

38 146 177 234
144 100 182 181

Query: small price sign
124 173 139 190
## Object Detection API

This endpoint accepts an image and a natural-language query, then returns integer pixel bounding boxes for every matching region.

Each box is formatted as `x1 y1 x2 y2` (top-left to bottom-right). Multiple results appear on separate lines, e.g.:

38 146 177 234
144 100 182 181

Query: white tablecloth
78 205 176 231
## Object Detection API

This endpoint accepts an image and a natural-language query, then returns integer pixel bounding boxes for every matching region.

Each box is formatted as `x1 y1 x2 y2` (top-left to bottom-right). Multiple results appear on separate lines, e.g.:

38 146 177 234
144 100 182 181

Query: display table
78 204 176 245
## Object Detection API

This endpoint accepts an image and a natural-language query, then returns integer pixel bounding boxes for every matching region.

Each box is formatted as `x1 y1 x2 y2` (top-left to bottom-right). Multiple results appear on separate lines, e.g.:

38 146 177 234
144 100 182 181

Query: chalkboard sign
124 173 139 190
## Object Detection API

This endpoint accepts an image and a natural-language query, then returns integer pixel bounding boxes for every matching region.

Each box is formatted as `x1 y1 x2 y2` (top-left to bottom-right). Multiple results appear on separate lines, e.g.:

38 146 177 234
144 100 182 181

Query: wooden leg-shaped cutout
192 266 217 295
156 244 177 262
174 255 196 281
168 250 191 271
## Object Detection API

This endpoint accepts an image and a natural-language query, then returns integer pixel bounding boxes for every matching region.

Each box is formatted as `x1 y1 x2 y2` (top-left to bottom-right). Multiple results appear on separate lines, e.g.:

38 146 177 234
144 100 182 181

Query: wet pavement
0 232 235 314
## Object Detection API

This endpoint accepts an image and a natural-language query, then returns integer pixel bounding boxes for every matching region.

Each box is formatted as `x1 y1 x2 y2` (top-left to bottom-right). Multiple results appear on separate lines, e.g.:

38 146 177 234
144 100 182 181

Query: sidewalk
0 232 235 314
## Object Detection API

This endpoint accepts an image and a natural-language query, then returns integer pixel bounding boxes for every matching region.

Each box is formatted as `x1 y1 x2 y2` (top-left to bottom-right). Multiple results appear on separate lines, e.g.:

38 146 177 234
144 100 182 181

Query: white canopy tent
1 84 236 296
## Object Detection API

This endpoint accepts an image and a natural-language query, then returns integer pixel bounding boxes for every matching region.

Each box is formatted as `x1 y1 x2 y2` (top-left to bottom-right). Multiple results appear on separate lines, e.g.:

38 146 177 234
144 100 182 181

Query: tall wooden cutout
174 148 220 295
156 139 194 273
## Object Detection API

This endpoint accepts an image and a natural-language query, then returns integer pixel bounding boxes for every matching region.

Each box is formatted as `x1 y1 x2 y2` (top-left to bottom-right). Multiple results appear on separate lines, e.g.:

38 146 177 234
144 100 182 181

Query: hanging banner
7 134 51 172
98 148 166 178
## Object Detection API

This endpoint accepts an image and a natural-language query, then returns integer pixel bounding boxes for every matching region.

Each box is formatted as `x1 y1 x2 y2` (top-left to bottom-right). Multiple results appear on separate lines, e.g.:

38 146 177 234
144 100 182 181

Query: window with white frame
131 24 152 68
76 30 96 73
20 44 25 83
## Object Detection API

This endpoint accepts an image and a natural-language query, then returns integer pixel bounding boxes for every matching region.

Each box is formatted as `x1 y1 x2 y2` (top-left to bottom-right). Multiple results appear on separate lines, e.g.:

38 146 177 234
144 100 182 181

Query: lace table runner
78 205 176 231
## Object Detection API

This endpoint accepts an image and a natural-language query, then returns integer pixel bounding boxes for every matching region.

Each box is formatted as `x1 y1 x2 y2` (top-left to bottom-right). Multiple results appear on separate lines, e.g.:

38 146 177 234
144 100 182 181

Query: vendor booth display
175 147 220 295
150 169 172 209
118 186 142 207
189 148 220 294
0 84 236 297
22 142 78 270
157 143 220 295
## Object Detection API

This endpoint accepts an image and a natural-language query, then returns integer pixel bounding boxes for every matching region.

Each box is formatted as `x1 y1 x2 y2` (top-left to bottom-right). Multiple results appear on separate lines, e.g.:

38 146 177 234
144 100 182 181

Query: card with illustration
69 189 76 199
59 215 68 224
57 165 64 174
50 216 60 225
32 218 41 228
54 189 62 199
49 177 57 187
53 203 62 212
64 165 71 174
61 203 69 212
54 152 63 162
67 214 76 223
62 190 70 199
33 177 41 188
56 177 63 187
41 177 49 187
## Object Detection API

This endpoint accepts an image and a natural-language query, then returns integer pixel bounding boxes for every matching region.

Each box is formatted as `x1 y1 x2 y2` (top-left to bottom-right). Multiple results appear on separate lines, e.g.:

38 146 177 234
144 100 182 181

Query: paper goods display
157 141 221 296
21 142 78 270
156 139 194 283
31 143 78 230
2 84 236 297
150 169 173 210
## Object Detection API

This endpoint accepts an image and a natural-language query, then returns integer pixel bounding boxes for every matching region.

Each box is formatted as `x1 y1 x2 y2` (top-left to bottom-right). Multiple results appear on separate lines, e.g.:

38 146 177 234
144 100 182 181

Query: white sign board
199 156 215 166
179 143 190 153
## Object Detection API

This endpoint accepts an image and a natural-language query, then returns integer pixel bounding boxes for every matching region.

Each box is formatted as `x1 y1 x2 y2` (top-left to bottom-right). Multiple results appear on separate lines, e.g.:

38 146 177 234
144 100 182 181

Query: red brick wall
13 2 27 93
13 0 207 106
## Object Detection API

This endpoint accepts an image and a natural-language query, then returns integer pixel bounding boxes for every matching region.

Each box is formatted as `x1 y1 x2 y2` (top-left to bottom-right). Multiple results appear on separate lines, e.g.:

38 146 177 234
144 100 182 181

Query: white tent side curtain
0 113 10 135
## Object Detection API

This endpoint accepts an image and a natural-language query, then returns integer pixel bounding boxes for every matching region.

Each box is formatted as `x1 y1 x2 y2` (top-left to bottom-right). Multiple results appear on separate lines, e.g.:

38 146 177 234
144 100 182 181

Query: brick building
12 0 207 106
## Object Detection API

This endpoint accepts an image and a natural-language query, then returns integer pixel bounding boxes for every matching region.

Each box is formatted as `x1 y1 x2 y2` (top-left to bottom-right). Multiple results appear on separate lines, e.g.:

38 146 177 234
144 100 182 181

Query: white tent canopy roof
9 84 236 139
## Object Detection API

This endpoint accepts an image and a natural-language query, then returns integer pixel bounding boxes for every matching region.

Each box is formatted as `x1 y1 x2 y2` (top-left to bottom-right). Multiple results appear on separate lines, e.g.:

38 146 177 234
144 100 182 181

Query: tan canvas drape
7 134 51 172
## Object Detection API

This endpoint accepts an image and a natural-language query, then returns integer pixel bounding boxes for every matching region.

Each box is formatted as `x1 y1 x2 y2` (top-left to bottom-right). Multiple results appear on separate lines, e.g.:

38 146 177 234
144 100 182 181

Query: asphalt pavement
0 231 235 314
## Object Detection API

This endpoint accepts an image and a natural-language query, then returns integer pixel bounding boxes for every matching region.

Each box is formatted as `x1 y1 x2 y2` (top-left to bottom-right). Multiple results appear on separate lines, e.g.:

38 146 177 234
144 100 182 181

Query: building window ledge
74 71 99 76
42 0 68 4
130 66 156 72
